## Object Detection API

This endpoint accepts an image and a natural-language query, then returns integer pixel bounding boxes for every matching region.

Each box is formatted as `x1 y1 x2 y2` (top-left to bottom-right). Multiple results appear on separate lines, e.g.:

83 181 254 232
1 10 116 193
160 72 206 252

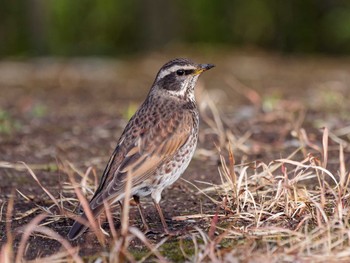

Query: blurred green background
2 0 350 57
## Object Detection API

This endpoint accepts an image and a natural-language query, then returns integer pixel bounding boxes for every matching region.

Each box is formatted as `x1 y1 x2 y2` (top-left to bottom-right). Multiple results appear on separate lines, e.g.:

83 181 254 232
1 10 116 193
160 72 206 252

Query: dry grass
191 140 350 262
2 126 350 262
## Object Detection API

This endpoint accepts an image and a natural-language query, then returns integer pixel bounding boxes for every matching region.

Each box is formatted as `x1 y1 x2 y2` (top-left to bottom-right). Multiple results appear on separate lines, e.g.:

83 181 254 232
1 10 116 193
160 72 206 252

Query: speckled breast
156 113 199 189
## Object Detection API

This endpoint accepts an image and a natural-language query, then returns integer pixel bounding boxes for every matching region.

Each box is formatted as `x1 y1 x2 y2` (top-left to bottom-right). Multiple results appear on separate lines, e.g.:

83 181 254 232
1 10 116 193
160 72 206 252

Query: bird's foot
163 225 192 236
141 224 151 234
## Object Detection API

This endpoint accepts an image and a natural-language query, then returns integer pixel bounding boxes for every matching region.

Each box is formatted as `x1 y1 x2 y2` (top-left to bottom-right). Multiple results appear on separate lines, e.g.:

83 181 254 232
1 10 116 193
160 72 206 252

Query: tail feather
68 194 123 240
68 203 106 240
68 215 89 240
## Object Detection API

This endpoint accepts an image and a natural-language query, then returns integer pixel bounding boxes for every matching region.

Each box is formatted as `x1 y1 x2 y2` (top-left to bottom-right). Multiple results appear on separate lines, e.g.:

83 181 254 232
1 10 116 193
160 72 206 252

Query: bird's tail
68 214 89 240
68 204 103 240
68 200 113 240
68 194 124 240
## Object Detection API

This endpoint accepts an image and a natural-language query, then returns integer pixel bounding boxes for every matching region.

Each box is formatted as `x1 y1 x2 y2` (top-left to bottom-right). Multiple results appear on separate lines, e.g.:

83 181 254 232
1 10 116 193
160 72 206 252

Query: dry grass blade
172 213 227 221
66 167 105 244
225 76 261 106
180 178 219 204
27 226 83 263
0 161 57 171
129 227 169 263
198 87 226 147
1 193 15 263
0 201 5 222
26 250 79 263
103 200 118 240
108 170 134 262
339 144 346 191
121 170 133 238
275 158 339 187
322 127 329 168
20 162 62 212
15 214 48 263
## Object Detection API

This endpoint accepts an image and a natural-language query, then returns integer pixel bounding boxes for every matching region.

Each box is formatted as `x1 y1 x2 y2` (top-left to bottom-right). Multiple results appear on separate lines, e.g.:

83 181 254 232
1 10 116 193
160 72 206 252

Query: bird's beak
194 63 215 75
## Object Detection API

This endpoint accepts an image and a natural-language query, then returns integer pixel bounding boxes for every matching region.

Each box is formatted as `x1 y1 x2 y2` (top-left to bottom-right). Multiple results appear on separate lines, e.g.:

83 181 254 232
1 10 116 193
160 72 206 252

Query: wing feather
89 110 193 210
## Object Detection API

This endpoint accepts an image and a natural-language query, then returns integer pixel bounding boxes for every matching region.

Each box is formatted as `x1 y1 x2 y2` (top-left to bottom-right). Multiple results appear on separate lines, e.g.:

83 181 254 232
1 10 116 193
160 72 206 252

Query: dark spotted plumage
68 58 214 240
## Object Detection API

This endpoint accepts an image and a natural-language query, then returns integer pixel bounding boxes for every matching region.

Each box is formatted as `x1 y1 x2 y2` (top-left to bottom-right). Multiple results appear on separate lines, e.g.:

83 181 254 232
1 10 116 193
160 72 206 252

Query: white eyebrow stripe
157 65 195 80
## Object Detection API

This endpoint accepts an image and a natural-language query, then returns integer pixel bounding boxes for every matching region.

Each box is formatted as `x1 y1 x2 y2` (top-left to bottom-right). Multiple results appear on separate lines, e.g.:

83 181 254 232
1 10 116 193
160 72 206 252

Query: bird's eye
176 69 185 76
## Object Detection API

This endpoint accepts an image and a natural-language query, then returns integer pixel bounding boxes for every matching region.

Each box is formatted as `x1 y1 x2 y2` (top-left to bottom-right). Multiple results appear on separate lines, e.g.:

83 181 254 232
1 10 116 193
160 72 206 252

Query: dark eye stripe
176 69 194 76
184 69 194 75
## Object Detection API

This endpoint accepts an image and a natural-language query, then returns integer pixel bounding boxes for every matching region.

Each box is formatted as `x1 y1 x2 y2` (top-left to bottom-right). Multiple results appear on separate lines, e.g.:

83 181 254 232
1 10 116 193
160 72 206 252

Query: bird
68 58 214 240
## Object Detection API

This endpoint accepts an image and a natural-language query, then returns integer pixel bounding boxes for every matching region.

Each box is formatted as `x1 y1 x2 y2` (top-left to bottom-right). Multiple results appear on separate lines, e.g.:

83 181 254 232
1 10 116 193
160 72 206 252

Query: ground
1 50 350 262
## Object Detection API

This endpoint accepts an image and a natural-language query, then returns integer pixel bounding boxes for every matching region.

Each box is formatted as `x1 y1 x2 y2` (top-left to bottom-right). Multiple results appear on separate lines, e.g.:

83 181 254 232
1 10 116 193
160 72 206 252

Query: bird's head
150 58 214 101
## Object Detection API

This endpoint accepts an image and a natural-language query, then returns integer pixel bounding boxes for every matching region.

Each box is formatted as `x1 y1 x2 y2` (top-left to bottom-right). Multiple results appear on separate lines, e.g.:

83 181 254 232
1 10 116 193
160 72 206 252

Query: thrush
68 58 214 240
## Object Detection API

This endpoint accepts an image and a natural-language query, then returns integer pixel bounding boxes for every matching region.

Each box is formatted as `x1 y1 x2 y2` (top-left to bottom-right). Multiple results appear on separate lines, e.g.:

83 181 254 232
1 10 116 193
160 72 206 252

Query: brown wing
89 110 194 210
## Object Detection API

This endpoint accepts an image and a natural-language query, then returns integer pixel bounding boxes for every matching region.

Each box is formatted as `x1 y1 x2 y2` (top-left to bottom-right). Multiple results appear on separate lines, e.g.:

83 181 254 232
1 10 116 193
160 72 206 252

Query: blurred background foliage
2 0 350 57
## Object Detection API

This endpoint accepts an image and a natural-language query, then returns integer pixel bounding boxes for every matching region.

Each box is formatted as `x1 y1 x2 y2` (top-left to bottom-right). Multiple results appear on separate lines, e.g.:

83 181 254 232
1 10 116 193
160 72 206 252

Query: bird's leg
153 200 180 236
133 195 150 233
